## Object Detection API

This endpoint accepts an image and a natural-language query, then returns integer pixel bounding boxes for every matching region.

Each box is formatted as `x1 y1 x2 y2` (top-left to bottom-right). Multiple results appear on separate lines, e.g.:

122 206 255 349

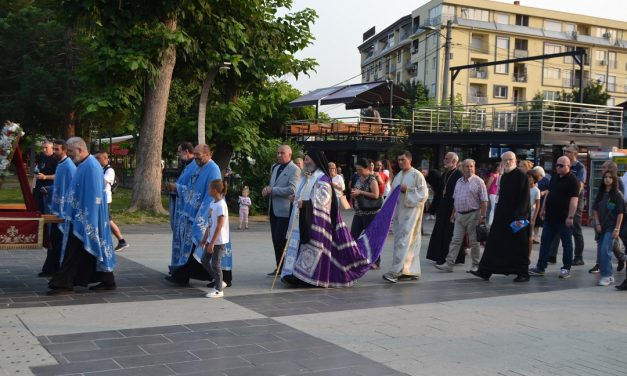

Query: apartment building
358 0 627 106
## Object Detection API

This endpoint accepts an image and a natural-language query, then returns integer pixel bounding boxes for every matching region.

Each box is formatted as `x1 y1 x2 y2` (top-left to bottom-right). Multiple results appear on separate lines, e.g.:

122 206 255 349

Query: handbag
357 195 383 211
476 223 489 242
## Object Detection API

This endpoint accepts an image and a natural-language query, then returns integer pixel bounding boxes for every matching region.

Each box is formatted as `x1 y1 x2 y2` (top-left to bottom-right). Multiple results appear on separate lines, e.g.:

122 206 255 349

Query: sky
282 0 627 118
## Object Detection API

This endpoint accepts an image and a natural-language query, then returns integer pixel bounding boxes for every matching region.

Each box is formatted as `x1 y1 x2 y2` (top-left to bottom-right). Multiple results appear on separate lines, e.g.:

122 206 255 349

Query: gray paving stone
166 357 251 373
47 330 123 343
141 339 217 355
165 328 234 343
83 364 175 376
190 344 269 360
209 333 284 347
241 349 320 366
296 353 372 372
95 334 171 349
227 324 289 336
223 360 306 376
119 325 191 337
114 351 199 368
258 337 331 352
31 358 120 375
184 320 254 332
43 340 100 354
62 345 148 362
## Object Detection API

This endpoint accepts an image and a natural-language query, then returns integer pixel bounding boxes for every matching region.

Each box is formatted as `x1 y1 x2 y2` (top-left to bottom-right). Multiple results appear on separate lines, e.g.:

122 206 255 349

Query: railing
513 49 528 58
470 44 489 54
469 70 488 79
285 117 412 143
411 100 623 136
513 73 527 82
468 95 488 104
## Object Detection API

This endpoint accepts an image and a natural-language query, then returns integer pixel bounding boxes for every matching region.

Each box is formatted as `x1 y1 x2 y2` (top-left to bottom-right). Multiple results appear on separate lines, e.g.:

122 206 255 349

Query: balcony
513 74 527 83
285 117 411 143
513 49 528 58
468 95 488 104
469 70 488 79
470 44 489 54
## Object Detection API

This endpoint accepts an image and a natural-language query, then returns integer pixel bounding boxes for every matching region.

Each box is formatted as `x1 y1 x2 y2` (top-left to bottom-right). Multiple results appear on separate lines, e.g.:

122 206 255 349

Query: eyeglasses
555 164 565 168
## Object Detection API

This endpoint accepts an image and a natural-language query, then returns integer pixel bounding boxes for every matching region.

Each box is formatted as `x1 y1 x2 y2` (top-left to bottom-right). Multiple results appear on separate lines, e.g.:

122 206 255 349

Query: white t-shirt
103 166 115 204
209 199 230 245
332 174 345 197
530 186 540 214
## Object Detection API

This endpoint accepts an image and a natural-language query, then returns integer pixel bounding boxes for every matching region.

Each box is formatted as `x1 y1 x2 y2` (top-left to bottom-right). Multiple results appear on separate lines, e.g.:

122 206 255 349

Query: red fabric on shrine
0 218 41 247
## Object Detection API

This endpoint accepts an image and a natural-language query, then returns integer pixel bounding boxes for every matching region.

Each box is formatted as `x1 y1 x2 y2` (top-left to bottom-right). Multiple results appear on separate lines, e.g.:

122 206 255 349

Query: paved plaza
1 214 626 376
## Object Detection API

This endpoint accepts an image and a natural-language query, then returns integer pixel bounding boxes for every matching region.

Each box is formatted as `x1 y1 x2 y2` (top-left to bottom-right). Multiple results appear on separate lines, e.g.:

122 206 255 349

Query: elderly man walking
470 152 530 282
263 145 300 276
435 159 487 273
383 150 428 283
47 137 115 294
529 156 580 279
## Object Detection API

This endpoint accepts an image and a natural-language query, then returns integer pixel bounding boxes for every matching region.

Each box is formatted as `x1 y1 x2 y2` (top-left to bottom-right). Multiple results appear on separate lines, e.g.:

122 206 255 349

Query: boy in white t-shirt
201 179 230 298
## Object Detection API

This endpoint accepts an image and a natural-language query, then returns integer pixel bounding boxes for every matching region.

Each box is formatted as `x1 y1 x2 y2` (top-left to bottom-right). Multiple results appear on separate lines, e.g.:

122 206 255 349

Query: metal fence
285 117 413 143
411 100 624 135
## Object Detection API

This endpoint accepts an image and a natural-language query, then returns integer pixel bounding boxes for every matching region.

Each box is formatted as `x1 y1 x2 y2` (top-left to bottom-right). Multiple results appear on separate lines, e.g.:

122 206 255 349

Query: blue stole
61 155 115 272
170 160 221 269
49 157 76 234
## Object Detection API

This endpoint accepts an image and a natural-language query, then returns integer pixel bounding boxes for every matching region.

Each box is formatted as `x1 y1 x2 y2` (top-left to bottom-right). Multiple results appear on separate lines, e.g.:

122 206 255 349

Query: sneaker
588 264 600 273
206 281 228 289
115 241 129 252
618 259 625 272
382 272 398 283
435 263 453 272
598 276 614 286
559 268 571 279
466 265 479 273
572 258 584 266
528 267 545 276
205 289 224 298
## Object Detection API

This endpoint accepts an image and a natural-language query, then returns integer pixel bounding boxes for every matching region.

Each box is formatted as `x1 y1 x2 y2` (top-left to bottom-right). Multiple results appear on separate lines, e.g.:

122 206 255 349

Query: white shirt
530 186 540 214
103 166 115 204
332 174 345 197
209 199 230 245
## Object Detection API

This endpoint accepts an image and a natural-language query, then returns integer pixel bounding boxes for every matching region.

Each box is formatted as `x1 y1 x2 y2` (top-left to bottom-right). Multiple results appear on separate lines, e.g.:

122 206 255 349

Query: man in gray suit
262 145 300 276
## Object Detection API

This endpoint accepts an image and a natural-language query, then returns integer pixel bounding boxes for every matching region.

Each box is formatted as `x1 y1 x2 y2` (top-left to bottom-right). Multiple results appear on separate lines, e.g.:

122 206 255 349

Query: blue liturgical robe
49 157 76 234
170 159 221 270
61 155 115 272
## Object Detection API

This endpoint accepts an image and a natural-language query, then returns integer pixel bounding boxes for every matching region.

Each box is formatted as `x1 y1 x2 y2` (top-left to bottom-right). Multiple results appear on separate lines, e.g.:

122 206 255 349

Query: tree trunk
197 69 219 145
212 142 233 172
128 18 177 215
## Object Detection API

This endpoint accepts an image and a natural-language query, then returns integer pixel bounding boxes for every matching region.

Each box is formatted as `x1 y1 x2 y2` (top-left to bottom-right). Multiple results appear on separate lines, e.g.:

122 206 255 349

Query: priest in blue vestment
166 144 221 286
47 137 116 294
40 139 76 277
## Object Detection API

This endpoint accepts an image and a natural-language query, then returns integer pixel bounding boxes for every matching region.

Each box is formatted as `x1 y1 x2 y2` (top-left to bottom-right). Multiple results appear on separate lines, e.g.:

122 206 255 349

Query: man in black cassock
426 152 465 265
471 151 530 282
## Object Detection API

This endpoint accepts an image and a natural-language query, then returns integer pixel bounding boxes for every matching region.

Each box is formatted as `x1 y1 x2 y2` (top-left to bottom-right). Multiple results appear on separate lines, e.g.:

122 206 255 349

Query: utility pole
441 19 452 104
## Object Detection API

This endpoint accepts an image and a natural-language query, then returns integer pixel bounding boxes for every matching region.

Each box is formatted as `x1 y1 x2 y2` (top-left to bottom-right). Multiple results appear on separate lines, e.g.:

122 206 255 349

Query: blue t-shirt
570 160 586 186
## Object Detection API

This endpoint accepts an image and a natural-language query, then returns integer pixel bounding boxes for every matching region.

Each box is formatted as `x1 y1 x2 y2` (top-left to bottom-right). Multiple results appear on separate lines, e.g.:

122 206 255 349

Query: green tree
559 80 611 105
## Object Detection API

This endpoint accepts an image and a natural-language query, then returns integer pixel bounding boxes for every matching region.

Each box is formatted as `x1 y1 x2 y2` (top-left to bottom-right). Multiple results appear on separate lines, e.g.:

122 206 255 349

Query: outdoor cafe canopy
289 80 410 110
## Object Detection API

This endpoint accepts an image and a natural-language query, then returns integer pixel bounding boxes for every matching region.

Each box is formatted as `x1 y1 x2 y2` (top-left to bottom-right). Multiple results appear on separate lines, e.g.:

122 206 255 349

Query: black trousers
549 209 584 259
48 226 115 290
270 210 289 269
41 224 63 274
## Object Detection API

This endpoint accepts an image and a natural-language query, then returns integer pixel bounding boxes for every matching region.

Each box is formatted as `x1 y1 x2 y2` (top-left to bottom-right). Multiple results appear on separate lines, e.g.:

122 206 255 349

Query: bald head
556 156 571 176
193 144 212 166
277 145 292 164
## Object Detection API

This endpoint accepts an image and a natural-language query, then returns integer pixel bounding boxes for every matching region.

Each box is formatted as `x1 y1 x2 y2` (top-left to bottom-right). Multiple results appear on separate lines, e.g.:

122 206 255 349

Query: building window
544 43 561 55
515 14 529 26
608 52 617 69
514 38 528 51
595 27 616 39
378 60 382 71
471 34 486 52
564 23 575 33
608 75 616 91
544 20 562 32
564 46 575 63
594 73 605 84
543 91 559 100
543 67 560 80
428 5 442 25
411 40 419 55
396 72 401 84
442 5 455 22
496 13 509 24
388 33 395 48
460 7 489 22
495 64 508 74
493 85 508 98
432 57 437 70
496 36 509 50
397 52 402 63
431 83 437 97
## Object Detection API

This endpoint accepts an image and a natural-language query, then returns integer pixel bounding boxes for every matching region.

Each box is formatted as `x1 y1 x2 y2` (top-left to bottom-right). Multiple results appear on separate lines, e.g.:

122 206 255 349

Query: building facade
358 0 627 106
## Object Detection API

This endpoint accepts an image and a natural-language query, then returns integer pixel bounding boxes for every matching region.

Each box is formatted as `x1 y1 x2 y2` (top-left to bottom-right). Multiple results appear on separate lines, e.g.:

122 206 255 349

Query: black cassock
426 168 465 264
478 168 530 276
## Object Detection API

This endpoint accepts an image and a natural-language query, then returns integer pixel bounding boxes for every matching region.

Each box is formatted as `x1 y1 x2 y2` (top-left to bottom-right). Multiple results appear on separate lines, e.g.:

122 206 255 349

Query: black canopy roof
289 81 410 110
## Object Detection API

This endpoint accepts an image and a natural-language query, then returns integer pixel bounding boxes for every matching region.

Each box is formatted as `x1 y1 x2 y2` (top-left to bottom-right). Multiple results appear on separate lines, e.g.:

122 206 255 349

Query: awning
289 81 410 110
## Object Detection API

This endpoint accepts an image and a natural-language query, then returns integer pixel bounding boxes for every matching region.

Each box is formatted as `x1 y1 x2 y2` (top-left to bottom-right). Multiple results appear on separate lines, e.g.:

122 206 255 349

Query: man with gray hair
435 158 487 273
472 151 530 282
47 137 116 294
263 144 300 276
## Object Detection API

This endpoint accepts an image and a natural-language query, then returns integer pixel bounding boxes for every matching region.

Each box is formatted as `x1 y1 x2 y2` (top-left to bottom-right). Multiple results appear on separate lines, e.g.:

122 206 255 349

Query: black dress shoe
618 259 625 272
572 258 585 266
266 270 278 277
164 276 190 287
89 283 117 291
513 274 530 282
469 270 490 281
615 280 627 290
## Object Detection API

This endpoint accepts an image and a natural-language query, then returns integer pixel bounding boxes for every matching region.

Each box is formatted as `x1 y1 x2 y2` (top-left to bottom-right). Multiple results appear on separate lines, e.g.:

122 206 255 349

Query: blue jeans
598 231 614 278
536 221 573 271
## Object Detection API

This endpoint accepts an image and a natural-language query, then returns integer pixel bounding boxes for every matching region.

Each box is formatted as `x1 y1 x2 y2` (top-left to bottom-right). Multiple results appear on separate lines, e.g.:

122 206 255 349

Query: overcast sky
282 0 626 118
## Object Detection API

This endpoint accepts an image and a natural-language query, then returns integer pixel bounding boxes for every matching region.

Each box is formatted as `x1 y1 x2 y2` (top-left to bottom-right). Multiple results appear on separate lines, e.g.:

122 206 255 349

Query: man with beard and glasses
471 151 531 282
46 137 115 294
39 139 76 277
281 148 400 287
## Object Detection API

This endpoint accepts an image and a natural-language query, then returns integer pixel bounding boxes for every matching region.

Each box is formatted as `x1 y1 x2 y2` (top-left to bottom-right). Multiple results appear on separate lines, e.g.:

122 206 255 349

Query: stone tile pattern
0 250 203 309
31 318 407 376
226 270 593 317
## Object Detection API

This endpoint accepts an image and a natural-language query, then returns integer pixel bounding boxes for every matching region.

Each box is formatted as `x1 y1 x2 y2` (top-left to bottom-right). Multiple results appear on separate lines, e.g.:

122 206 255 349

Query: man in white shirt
95 151 129 251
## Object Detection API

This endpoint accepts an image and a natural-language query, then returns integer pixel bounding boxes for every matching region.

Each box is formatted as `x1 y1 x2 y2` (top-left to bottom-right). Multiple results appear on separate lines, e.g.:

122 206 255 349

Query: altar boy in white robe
383 150 428 283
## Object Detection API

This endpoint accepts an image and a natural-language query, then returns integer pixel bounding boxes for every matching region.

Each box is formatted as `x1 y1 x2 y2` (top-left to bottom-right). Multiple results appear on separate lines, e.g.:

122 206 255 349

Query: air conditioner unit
603 31 611 38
